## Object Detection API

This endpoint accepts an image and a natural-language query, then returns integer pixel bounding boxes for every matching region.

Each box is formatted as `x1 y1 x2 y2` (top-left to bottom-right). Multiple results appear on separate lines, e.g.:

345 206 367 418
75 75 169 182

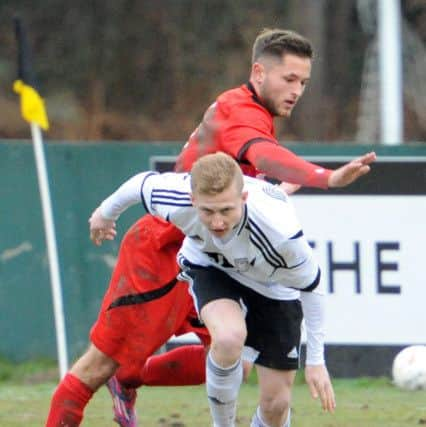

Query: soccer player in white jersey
90 152 335 427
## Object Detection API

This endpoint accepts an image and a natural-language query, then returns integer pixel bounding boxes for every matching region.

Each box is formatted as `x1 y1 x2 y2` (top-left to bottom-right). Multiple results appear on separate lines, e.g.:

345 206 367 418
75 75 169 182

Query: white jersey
99 170 326 364
140 172 319 300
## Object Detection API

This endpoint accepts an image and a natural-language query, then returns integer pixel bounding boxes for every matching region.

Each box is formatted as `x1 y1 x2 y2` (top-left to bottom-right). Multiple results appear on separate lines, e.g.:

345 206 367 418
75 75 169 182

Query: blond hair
190 152 244 195
252 28 313 64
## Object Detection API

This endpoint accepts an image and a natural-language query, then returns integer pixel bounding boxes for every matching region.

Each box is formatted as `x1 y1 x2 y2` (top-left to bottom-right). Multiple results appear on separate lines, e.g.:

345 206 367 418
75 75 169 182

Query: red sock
45 373 93 427
142 344 206 386
117 344 206 387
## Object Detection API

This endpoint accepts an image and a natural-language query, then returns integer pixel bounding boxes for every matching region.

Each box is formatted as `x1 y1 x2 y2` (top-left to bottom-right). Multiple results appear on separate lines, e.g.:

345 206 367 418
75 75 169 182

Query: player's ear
252 62 265 85
242 191 248 203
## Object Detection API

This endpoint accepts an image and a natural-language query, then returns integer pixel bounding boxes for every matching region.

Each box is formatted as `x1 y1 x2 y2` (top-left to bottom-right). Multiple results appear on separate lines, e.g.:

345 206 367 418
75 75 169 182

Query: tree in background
0 0 424 142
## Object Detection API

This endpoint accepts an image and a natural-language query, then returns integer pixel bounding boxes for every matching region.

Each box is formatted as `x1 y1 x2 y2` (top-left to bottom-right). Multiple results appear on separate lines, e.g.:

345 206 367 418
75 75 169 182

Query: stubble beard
260 90 292 118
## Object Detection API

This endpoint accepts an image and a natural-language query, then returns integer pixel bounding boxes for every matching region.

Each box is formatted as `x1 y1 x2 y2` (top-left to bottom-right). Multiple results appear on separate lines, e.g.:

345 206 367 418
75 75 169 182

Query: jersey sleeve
219 102 332 188
142 172 193 221
299 290 326 365
245 141 332 188
100 172 157 220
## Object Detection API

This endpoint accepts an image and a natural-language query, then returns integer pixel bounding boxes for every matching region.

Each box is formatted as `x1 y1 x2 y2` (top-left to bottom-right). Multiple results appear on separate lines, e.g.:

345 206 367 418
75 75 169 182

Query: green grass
0 361 425 426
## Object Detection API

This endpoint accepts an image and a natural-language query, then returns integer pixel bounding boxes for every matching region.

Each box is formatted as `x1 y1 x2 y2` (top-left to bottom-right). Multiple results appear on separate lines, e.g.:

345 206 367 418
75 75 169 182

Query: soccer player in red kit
45 28 375 427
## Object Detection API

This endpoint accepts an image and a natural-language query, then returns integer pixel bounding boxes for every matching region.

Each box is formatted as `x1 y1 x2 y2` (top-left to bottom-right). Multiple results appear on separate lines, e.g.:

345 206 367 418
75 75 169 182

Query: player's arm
89 172 158 245
273 243 335 411
299 289 336 413
279 238 335 411
244 141 376 189
270 215 335 411
221 102 376 189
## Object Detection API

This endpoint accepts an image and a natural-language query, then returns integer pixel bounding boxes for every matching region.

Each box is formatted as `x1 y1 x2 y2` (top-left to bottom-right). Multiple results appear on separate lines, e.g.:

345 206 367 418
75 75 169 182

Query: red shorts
90 215 210 369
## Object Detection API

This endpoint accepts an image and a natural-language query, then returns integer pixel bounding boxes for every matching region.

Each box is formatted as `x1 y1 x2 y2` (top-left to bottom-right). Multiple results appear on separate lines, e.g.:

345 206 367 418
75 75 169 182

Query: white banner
293 195 426 345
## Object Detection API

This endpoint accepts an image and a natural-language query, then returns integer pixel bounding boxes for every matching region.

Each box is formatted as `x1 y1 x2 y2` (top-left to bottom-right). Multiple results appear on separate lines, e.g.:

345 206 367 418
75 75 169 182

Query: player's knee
259 389 291 422
211 327 247 363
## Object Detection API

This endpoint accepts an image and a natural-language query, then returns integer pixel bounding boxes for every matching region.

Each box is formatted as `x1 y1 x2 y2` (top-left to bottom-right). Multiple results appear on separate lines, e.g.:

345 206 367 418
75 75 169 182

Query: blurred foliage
0 0 424 142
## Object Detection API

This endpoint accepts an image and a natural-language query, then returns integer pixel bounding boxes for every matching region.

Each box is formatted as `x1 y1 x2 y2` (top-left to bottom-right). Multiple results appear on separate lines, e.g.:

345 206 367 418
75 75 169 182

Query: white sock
206 351 242 427
250 406 291 427
250 407 272 427
285 408 291 427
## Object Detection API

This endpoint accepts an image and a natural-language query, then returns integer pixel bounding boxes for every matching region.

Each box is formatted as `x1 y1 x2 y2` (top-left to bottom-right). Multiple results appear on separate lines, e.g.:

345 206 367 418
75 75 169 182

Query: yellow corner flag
14 80 49 130
13 17 49 130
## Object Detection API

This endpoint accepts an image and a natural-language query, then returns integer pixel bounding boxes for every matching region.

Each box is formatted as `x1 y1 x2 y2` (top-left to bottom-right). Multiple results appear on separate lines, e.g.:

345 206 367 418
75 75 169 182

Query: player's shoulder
217 85 248 103
160 171 190 181
145 172 193 216
217 85 268 116
146 171 191 192
244 176 289 202
244 178 300 238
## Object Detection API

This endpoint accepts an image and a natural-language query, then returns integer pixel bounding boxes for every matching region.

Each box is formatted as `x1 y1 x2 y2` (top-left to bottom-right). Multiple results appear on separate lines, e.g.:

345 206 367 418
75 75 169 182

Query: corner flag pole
13 18 69 379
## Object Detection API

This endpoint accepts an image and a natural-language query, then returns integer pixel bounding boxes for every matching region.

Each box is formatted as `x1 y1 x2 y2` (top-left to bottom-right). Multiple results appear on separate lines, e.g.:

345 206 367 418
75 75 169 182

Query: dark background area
0 0 425 142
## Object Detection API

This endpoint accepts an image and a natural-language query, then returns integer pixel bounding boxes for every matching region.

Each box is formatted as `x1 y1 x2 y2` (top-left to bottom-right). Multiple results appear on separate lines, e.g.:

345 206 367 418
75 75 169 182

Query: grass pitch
0 360 425 426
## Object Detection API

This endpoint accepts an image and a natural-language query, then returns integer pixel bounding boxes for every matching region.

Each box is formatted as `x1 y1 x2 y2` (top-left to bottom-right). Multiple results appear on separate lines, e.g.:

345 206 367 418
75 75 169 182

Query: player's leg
242 290 303 427
251 367 295 427
134 301 211 386
45 344 118 427
138 343 249 387
203 299 245 427
183 264 247 427
138 344 206 386
71 343 118 389
137 310 251 388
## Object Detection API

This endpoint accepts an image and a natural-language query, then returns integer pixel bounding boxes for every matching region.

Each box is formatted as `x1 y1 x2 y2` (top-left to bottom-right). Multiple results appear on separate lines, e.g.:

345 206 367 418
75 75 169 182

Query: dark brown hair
252 28 313 63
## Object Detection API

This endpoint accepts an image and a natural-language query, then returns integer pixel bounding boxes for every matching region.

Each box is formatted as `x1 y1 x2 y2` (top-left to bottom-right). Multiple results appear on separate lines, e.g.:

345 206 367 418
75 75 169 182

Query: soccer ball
392 345 426 390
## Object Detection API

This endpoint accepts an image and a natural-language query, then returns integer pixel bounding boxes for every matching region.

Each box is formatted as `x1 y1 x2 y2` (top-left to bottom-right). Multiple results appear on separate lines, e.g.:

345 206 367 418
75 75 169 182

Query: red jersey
175 83 271 177
175 82 331 188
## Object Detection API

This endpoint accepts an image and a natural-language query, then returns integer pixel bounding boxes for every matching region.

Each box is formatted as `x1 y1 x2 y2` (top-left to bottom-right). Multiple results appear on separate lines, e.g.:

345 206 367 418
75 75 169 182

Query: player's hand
327 151 376 188
88 207 117 246
278 181 301 195
305 364 336 413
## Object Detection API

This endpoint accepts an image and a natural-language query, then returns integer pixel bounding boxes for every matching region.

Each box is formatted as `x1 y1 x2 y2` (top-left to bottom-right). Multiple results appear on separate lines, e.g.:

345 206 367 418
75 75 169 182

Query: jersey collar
246 82 273 117
246 81 264 107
